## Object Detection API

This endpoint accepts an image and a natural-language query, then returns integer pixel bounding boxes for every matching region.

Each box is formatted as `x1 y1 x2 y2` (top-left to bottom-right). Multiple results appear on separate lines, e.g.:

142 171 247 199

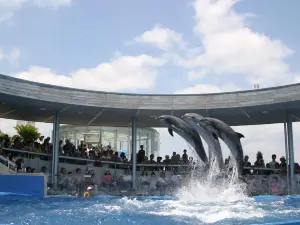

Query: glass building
59 125 160 157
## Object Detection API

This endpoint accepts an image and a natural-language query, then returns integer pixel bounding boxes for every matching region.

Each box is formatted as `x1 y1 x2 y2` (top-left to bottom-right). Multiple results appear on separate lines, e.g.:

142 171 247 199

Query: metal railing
0 147 289 174
0 147 192 170
0 154 16 172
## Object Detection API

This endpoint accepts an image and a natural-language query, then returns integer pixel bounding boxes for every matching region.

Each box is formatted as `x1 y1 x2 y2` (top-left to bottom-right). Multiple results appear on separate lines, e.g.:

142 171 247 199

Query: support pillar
146 134 150 157
51 112 60 187
131 118 137 190
286 114 295 193
284 122 290 194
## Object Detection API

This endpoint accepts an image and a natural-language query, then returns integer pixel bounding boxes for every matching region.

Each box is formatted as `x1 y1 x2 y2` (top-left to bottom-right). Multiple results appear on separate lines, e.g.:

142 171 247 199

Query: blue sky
0 0 300 163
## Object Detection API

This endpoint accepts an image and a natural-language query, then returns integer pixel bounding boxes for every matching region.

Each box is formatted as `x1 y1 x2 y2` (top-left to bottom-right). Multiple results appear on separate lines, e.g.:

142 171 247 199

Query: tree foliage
14 125 41 143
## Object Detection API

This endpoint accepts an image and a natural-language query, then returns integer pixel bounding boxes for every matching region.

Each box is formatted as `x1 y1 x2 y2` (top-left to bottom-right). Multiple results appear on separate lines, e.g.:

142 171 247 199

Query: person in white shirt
149 172 157 192
156 172 168 194
269 154 280 170
139 171 150 193
170 170 181 187
119 169 132 190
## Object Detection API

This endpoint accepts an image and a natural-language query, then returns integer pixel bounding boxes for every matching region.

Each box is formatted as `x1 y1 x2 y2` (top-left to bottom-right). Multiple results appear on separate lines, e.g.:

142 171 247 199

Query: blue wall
0 174 45 197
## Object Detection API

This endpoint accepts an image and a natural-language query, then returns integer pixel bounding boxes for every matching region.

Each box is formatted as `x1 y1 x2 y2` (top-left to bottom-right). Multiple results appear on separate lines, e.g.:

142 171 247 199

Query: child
271 177 280 195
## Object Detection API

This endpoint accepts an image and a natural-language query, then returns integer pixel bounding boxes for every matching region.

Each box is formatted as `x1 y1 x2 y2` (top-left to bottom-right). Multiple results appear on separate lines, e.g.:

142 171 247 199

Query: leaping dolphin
182 113 224 171
156 115 208 165
198 117 244 177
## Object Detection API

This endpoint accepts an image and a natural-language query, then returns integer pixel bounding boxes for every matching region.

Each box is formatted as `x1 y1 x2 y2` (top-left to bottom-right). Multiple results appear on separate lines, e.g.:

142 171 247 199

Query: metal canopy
1 74 300 127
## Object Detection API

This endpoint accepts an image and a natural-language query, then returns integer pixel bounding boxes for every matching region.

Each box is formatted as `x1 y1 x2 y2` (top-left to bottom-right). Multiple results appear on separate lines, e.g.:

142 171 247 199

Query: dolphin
182 113 224 171
197 117 244 177
156 115 208 165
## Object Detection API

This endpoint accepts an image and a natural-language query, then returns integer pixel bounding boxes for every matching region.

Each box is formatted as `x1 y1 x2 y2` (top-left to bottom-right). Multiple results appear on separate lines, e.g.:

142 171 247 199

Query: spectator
254 151 265 175
243 155 251 175
182 149 188 163
269 154 280 169
170 170 180 188
163 155 171 164
41 166 47 174
137 145 145 163
139 171 150 192
148 154 156 164
171 152 179 164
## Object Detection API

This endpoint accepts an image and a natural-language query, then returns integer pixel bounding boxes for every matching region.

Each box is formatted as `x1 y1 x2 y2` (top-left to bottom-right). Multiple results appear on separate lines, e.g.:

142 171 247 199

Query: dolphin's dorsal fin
236 132 245 139
168 128 174 137
211 132 218 140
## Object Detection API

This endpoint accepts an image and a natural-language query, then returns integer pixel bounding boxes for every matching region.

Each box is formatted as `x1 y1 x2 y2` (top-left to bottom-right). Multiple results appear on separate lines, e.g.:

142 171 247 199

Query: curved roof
0 74 299 127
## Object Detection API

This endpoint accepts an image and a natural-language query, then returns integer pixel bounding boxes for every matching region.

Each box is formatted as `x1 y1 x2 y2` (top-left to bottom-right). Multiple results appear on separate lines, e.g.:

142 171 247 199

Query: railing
0 147 289 174
0 147 193 170
0 154 16 172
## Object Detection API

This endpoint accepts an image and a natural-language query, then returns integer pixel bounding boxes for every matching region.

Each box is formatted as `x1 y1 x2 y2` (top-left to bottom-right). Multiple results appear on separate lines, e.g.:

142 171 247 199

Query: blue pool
1 192 300 225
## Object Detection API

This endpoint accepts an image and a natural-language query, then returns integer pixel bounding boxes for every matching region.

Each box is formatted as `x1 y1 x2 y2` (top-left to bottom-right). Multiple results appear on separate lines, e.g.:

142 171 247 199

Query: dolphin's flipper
168 128 174 137
211 132 218 140
236 132 245 139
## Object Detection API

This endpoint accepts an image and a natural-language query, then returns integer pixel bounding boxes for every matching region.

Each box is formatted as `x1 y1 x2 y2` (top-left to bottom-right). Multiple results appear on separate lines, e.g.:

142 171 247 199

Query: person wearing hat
84 186 93 198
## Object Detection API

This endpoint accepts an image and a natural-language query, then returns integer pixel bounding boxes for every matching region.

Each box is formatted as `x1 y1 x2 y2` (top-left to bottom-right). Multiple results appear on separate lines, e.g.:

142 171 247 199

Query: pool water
1 192 300 225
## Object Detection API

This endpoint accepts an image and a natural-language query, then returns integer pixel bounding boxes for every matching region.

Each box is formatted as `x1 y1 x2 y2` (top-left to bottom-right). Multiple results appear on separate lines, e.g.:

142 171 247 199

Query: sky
0 0 300 164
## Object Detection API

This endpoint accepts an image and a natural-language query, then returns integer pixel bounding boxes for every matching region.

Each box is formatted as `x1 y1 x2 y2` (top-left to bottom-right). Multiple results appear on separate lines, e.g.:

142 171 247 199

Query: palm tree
14 125 41 144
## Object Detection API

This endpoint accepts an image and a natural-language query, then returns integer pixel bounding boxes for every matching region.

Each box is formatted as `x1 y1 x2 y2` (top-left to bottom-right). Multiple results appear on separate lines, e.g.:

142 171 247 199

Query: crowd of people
0 134 193 168
51 167 181 196
1 132 300 176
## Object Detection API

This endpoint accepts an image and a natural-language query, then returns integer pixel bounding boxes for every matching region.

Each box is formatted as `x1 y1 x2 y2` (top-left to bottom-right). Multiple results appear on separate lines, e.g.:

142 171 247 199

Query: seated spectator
112 152 122 162
26 166 31 173
120 152 128 162
104 170 113 183
31 168 36 173
100 150 111 160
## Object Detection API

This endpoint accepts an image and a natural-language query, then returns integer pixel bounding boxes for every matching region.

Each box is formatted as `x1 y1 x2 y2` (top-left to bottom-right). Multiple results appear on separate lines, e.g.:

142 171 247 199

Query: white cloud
0 0 72 23
135 25 183 51
175 82 240 94
178 0 296 86
0 47 21 65
32 0 72 8
14 55 166 91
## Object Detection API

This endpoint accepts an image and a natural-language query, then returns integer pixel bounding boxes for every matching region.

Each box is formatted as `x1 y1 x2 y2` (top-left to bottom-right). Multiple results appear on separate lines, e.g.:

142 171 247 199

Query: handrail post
287 113 295 194
284 121 290 194
52 112 60 188
131 118 137 190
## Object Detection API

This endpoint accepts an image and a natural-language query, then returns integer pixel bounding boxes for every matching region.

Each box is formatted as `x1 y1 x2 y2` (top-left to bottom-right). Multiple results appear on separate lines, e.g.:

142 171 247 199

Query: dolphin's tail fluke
236 132 245 139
